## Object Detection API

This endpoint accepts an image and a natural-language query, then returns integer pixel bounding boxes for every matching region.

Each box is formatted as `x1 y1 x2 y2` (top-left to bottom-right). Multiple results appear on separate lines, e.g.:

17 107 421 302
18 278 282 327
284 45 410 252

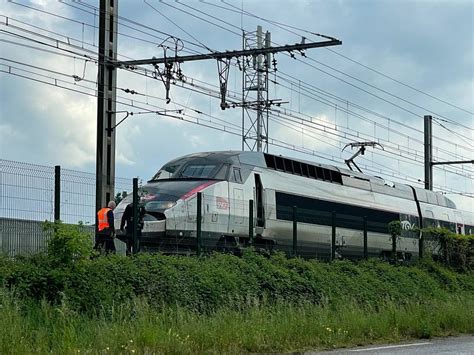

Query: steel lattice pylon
241 26 271 152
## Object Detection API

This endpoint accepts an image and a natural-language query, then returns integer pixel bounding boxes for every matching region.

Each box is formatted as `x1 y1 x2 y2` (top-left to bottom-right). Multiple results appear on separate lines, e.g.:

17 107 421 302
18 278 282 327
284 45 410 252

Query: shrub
422 228 474 271
2 250 473 316
43 221 93 266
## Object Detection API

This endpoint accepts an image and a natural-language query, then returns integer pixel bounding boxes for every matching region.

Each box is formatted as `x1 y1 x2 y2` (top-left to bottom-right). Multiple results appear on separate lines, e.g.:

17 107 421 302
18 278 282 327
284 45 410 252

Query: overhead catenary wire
277 70 474 153
143 0 215 53
2 63 471 198
7 0 213 56
6 27 470 177
151 0 473 151
25 3 470 142
45 0 473 138
3 28 470 178
2 1 470 199
207 0 474 119
265 108 473 179
432 117 474 147
271 77 474 163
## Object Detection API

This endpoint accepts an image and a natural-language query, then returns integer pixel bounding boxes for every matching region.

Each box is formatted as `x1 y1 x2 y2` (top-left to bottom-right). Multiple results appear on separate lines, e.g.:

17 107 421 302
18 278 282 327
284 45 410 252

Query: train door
254 173 265 229
228 167 244 234
232 188 244 225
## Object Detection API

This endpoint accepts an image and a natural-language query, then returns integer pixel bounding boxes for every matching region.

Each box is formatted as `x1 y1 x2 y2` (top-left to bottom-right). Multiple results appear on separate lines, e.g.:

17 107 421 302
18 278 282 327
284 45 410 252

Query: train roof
164 150 457 209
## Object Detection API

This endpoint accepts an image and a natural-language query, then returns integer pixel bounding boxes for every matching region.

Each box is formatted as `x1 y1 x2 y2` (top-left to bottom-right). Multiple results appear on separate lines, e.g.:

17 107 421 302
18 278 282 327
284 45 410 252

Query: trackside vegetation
0 222 473 353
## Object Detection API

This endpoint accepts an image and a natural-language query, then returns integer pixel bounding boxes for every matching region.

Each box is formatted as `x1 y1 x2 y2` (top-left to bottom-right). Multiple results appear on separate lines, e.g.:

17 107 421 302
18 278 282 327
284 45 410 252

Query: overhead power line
207 0 473 118
155 0 472 140
3 24 470 172
2 0 470 200
2 62 471 198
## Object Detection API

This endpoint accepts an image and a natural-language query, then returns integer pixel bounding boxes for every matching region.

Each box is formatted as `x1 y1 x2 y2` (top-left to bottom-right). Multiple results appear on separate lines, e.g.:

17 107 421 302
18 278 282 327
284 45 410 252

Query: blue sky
1 0 472 212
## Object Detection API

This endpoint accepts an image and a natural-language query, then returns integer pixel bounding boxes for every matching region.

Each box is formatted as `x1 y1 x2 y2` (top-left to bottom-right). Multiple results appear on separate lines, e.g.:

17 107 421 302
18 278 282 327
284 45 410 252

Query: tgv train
114 151 473 259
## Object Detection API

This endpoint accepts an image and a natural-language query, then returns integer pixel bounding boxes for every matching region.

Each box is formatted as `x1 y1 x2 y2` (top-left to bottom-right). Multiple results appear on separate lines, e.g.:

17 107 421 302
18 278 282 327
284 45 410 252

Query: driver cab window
233 168 242 183
152 164 180 180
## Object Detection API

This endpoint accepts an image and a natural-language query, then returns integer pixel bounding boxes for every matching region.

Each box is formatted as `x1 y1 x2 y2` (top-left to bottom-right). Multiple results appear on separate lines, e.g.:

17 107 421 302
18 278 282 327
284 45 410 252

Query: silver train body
115 151 473 258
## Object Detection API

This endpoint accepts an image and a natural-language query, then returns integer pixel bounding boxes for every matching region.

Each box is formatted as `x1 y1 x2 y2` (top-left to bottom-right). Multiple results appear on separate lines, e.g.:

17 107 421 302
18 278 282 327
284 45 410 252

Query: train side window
423 210 437 228
264 154 276 169
233 168 242 183
322 168 330 181
294 162 302 175
316 167 324 180
275 156 284 170
328 170 334 182
426 192 438 205
302 163 310 177
331 171 343 184
283 158 294 173
439 213 455 232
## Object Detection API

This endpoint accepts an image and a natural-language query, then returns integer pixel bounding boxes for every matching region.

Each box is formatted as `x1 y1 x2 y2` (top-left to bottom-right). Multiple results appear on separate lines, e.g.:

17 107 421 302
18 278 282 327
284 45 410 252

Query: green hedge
1 251 473 315
1 222 472 315
423 228 474 271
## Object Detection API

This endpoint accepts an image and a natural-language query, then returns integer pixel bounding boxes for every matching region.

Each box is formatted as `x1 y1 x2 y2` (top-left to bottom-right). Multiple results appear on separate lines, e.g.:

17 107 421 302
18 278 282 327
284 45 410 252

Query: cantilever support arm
431 160 474 166
114 39 342 67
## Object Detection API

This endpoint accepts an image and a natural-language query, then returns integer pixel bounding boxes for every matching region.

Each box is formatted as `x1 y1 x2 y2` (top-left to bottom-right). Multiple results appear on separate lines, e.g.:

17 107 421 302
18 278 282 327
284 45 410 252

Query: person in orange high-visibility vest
94 200 117 254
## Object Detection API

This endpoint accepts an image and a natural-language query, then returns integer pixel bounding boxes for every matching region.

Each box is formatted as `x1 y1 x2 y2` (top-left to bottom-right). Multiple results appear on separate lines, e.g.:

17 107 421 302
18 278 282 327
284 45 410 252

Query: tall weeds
0 289 472 354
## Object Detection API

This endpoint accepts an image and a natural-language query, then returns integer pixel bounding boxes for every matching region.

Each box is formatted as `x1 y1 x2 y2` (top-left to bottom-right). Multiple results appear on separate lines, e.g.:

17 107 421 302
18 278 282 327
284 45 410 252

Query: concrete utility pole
96 0 118 214
424 114 473 191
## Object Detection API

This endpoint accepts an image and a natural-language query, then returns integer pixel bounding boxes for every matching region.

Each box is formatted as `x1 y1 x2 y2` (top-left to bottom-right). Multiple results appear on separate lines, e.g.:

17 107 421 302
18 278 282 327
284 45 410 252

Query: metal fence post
331 211 336 261
132 178 138 254
363 216 368 259
292 206 298 257
54 165 60 221
196 192 202 256
248 199 254 244
419 232 424 259
392 229 397 261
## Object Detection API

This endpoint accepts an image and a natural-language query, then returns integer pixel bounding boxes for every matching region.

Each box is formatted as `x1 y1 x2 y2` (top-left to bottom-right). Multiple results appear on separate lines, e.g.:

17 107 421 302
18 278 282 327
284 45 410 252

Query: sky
0 0 473 212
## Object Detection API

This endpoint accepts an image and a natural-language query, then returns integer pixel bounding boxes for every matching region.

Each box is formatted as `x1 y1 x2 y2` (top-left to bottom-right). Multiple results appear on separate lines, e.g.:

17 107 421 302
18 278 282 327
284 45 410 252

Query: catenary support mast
96 0 118 214
96 1 341 213
424 115 473 191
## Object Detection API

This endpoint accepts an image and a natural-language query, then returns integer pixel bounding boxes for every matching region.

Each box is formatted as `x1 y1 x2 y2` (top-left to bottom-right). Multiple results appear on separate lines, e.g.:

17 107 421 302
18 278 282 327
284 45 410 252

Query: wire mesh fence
1 161 428 261
1 159 133 255
133 193 421 262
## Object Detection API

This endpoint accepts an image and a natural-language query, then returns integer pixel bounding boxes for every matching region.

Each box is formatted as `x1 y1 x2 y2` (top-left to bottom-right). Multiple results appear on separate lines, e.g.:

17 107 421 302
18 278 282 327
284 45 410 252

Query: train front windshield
151 158 229 181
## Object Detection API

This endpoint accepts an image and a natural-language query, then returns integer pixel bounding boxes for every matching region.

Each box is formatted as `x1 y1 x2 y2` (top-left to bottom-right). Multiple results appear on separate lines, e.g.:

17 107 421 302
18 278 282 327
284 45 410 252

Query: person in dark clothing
120 203 145 255
94 200 117 254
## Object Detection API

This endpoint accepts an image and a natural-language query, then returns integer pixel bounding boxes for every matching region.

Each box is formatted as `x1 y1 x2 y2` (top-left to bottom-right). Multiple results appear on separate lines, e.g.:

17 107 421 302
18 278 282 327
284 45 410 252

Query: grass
1 289 472 354
1 229 473 354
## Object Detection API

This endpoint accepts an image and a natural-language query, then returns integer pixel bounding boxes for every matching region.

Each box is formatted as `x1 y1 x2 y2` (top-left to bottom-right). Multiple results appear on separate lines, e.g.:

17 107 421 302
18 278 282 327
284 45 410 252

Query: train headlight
164 202 176 209
145 200 176 211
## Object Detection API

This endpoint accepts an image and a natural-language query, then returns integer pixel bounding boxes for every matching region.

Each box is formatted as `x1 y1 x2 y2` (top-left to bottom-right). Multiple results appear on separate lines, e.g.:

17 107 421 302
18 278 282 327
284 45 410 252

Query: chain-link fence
1 159 132 255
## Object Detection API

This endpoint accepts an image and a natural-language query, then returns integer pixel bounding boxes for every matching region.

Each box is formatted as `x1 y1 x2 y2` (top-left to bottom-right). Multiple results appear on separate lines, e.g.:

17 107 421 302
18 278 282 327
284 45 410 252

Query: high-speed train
114 151 473 259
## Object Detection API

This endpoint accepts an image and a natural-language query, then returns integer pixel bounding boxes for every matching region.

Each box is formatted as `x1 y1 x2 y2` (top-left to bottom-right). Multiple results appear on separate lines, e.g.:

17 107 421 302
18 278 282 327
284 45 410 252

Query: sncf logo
216 197 229 210
401 220 416 230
